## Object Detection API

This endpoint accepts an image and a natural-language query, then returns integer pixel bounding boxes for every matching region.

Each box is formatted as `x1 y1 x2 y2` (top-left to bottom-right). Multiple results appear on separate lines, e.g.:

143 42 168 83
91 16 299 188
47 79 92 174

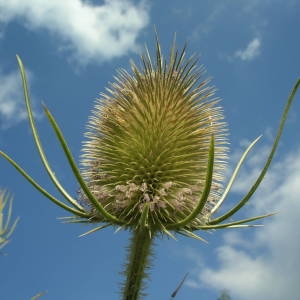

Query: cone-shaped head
80 40 228 231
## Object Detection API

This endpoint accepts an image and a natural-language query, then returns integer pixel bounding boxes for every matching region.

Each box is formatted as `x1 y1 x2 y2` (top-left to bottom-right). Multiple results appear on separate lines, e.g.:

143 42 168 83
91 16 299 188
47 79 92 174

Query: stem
122 228 154 300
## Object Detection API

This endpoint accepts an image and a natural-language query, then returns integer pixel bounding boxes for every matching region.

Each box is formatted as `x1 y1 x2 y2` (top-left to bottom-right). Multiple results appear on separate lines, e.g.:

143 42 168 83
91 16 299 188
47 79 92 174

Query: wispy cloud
0 69 27 129
0 66 40 129
234 38 261 61
186 143 300 300
0 0 149 65
190 3 226 40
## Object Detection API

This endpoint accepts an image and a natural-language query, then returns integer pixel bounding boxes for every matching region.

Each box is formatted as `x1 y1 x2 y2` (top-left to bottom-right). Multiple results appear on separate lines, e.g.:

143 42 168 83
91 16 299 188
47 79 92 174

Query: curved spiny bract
80 42 228 235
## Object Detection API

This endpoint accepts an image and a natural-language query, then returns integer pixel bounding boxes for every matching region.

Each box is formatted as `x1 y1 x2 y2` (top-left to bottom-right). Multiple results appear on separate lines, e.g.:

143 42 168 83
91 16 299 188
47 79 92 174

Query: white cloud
190 3 226 39
0 69 27 128
0 66 40 129
0 0 149 64
234 38 261 61
186 144 300 300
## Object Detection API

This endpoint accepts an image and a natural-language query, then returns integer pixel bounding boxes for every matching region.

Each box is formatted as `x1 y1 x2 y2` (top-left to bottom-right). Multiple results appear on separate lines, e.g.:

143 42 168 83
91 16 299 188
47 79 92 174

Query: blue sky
1 1 300 299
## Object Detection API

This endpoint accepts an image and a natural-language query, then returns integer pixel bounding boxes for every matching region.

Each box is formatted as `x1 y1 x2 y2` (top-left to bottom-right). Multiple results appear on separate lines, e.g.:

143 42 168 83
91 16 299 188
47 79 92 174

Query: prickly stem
122 228 154 300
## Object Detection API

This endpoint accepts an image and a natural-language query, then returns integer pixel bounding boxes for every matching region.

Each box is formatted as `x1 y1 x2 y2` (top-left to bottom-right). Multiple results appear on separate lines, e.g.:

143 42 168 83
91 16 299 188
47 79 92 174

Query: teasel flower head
0 38 299 240
0 36 299 300
80 39 228 235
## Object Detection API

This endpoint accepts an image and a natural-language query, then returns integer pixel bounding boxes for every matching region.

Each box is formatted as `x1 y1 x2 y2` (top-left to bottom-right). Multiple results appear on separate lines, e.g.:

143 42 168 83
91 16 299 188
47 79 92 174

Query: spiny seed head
80 40 228 230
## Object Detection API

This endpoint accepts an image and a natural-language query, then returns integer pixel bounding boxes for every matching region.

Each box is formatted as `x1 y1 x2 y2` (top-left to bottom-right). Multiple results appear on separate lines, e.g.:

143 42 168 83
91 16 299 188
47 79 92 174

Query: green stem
122 229 154 300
